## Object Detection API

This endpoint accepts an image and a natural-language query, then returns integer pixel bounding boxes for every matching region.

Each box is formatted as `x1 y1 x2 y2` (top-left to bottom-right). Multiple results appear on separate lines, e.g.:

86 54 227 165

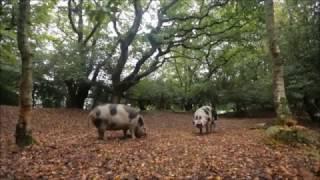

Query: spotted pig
89 104 146 140
193 106 217 134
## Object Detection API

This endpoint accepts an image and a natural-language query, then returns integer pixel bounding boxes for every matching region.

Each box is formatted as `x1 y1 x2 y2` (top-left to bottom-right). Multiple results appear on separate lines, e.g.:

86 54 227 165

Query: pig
192 106 217 134
88 104 146 140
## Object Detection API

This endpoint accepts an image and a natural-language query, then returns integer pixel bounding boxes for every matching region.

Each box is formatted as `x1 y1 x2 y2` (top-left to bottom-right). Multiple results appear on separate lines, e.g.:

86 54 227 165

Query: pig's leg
212 121 216 132
199 127 203 134
98 128 105 140
205 123 209 134
123 129 128 138
129 126 136 139
97 121 107 140
210 119 214 133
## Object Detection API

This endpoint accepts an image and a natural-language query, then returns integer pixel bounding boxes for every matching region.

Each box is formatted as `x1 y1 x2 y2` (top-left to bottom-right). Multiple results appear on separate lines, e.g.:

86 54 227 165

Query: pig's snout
141 132 147 137
196 124 202 128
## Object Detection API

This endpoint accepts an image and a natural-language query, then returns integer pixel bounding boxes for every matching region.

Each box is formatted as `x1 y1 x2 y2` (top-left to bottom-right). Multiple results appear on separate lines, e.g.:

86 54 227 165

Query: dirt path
0 106 319 179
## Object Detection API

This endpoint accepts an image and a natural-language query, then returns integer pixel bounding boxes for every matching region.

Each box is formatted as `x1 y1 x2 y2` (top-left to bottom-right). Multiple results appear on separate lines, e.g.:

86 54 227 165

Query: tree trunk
111 88 122 104
92 84 104 107
15 0 33 147
111 94 121 104
265 0 292 124
65 80 91 109
184 99 193 111
138 100 146 111
111 83 134 104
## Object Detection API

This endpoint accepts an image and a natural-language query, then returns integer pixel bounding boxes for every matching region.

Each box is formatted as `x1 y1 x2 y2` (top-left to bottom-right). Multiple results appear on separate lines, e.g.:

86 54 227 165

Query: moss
265 125 320 146
266 125 281 135
274 97 292 126
306 147 320 161
274 129 307 144
22 135 34 146
263 136 282 148
279 97 291 115
16 134 35 147
15 123 35 147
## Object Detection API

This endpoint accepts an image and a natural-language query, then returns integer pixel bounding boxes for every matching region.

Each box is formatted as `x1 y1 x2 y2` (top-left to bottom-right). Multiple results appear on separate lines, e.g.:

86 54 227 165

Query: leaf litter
0 105 319 179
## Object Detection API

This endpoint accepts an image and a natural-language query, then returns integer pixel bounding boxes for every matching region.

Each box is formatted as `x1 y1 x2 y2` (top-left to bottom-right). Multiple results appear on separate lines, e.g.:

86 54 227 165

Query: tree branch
83 21 102 45
135 43 173 80
112 15 122 37
90 40 120 82
77 0 83 42
112 0 143 83
124 0 143 44
160 0 179 14
143 0 153 13
205 49 240 80
67 0 79 35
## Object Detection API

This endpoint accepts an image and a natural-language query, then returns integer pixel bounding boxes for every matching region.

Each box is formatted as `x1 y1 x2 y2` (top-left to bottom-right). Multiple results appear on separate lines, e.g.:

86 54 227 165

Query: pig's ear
138 117 144 126
95 109 101 117
88 108 100 119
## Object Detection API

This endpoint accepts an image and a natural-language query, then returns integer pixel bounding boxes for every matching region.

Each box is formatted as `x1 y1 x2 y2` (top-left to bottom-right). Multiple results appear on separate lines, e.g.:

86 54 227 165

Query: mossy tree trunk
265 0 292 125
15 0 34 147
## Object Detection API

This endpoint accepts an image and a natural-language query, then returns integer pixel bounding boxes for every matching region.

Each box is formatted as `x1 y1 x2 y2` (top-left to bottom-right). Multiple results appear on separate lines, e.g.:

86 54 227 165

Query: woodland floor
0 105 319 180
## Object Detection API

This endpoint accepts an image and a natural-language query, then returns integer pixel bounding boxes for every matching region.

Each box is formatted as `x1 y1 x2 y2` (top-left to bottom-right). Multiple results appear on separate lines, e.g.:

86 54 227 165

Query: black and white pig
88 104 146 140
192 106 217 134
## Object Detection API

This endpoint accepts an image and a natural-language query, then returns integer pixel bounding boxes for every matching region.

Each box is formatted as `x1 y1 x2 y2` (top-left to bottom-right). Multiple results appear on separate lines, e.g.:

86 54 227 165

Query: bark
111 91 122 104
265 0 292 124
15 0 33 147
65 80 91 108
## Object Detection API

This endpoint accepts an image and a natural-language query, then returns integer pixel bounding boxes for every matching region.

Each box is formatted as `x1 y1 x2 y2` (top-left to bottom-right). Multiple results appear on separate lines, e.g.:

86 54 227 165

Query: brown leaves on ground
0 105 319 179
